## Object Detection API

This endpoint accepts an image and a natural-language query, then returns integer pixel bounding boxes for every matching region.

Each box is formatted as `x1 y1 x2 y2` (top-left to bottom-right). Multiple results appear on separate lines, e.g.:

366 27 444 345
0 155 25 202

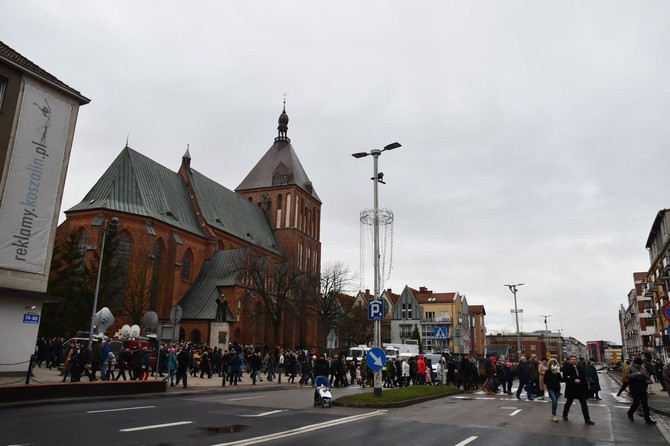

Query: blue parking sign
368 299 384 320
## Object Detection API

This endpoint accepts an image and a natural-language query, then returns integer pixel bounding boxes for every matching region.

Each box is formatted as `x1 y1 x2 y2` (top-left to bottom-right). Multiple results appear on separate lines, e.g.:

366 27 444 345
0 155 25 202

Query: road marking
509 409 522 416
228 396 267 402
613 405 630 409
88 405 155 414
212 410 386 445
240 410 286 417
120 421 192 432
454 436 478 446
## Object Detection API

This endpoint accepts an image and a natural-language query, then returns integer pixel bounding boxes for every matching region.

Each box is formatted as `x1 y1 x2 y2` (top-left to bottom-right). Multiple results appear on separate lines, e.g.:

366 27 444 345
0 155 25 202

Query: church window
285 194 292 227
181 249 192 280
276 194 283 228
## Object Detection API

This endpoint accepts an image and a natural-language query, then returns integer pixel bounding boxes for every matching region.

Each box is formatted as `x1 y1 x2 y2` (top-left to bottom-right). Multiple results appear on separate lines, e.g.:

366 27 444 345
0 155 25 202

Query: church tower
235 104 321 278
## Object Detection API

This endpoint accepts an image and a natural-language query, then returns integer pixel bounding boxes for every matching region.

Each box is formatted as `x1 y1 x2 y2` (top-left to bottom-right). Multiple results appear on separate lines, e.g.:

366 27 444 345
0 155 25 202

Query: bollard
25 354 35 385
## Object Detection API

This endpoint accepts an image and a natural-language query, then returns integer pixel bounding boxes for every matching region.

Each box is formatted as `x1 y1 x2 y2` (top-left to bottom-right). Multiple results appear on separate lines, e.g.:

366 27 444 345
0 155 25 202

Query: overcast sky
4 1 669 344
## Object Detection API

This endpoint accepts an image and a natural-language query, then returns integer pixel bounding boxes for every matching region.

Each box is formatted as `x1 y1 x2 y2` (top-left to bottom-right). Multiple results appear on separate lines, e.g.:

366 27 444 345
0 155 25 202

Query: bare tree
338 301 374 347
303 262 355 350
239 253 305 347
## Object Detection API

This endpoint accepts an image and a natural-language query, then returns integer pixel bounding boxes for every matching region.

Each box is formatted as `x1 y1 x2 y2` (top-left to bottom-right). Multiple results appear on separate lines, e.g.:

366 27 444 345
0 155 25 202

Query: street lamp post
353 141 401 397
88 217 119 351
505 283 524 360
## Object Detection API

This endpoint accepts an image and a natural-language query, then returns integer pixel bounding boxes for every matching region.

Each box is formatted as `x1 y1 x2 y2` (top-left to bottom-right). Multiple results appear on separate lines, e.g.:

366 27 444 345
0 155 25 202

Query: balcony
424 317 452 323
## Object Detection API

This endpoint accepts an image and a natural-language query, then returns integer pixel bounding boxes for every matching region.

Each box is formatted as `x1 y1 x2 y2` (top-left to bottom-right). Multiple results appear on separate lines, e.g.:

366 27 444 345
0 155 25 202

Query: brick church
56 105 322 350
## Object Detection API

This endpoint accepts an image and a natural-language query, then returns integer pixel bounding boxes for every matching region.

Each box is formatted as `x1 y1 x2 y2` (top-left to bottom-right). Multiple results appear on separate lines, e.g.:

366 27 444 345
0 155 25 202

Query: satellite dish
95 307 115 334
129 324 141 338
120 324 131 338
142 311 158 332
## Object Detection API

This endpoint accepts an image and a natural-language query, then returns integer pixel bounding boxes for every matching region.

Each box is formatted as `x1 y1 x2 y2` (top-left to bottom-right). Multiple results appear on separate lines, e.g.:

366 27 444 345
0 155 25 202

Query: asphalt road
1 372 668 445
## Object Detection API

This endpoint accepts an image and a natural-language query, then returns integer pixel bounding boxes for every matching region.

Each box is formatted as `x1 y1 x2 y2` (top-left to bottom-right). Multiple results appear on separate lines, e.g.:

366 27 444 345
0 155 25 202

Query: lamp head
351 152 369 158
383 142 401 151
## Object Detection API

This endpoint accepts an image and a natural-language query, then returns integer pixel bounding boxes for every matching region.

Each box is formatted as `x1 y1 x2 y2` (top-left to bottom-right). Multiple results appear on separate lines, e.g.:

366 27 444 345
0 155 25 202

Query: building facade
643 209 670 362
487 331 565 362
56 106 322 351
0 42 89 374
619 272 654 359
389 286 478 355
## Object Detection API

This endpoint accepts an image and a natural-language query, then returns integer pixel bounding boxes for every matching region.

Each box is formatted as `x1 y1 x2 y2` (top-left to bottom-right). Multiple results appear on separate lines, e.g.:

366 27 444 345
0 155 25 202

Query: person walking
530 355 540 398
538 359 548 400
175 347 189 388
562 355 595 425
543 358 562 422
167 348 178 386
663 361 670 398
502 361 513 395
627 357 656 424
586 360 601 399
516 356 533 400
616 359 630 396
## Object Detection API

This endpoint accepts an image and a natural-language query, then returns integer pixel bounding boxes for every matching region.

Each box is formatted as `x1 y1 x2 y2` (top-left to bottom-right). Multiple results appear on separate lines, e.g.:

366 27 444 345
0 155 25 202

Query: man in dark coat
627 356 656 424
561 355 595 425
516 356 533 400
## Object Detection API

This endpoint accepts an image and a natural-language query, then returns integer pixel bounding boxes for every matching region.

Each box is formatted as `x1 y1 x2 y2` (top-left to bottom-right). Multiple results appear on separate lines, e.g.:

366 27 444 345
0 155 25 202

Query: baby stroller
313 375 333 408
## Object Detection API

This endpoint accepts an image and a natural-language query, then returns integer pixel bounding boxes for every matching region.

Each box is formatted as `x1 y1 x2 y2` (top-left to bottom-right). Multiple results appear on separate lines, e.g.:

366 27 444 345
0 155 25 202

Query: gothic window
285 194 292 227
77 229 88 257
181 249 192 281
276 194 283 228
149 239 164 310
109 231 131 308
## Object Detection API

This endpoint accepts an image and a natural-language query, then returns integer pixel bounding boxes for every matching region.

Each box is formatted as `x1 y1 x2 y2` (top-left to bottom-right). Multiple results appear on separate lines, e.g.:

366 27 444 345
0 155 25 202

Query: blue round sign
365 347 386 371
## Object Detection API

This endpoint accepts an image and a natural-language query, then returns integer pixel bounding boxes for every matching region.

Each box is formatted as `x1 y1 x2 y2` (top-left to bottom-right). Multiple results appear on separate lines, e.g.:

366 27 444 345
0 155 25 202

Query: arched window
285 193 292 227
181 249 192 281
77 229 88 257
110 231 131 307
189 329 201 344
149 239 164 310
276 194 283 228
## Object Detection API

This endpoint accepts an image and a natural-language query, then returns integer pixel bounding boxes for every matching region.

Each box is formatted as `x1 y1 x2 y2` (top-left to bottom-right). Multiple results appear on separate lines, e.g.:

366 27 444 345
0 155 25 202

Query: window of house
400 324 412 338
425 311 435 320
530 345 536 351
0 77 7 110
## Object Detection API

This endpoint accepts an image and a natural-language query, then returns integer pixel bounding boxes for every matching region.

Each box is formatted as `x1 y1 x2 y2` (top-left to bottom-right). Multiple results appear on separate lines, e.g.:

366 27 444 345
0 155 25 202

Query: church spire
276 94 290 142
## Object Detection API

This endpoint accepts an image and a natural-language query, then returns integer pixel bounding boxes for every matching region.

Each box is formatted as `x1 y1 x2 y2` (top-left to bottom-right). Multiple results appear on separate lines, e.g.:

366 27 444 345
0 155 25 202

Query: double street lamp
88 217 119 351
352 142 401 397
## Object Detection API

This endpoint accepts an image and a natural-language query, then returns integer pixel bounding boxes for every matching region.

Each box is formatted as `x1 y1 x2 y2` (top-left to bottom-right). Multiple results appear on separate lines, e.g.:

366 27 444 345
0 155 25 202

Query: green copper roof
66 146 281 253
178 249 247 320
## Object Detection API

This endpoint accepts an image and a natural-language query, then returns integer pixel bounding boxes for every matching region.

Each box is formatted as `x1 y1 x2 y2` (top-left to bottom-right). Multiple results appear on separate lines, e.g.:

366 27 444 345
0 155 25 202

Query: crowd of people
32 336 670 426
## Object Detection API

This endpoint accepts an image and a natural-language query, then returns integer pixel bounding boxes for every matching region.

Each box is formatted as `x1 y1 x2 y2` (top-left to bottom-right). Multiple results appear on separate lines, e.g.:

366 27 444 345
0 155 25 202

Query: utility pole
505 283 524 361
540 314 551 359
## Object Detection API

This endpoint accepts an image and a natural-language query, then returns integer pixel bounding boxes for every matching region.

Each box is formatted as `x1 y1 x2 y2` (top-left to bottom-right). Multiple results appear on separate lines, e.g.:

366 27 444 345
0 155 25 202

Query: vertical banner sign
0 84 72 274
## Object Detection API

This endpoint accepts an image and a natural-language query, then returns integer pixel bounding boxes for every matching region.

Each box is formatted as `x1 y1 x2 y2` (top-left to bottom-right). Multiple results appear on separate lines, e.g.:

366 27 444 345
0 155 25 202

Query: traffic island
334 385 461 408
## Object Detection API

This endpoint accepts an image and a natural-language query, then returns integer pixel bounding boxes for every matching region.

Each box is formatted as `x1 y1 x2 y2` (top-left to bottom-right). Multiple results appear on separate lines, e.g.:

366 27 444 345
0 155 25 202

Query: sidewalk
608 371 670 417
0 365 292 404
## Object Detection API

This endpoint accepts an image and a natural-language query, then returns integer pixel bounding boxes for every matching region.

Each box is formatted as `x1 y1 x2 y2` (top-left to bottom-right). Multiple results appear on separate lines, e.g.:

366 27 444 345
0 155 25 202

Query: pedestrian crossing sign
433 326 447 340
